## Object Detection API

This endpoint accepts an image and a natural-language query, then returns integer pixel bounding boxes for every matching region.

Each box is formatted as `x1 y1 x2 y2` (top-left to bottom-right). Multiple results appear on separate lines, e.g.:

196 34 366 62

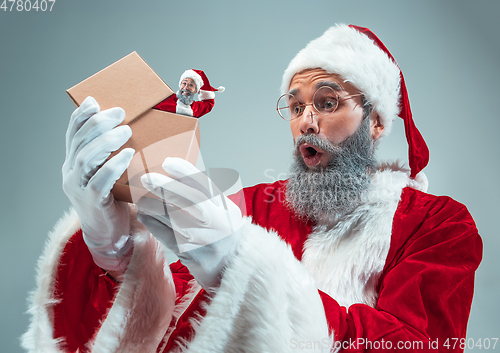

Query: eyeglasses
276 86 363 121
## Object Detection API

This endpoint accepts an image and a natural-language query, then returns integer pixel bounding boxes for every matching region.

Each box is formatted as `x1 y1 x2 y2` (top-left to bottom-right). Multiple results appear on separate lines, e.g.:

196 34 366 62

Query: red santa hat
281 24 429 179
179 69 225 100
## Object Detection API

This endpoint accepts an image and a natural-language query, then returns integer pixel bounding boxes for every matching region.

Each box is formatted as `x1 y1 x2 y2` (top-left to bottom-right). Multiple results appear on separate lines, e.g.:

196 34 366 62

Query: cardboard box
67 52 200 203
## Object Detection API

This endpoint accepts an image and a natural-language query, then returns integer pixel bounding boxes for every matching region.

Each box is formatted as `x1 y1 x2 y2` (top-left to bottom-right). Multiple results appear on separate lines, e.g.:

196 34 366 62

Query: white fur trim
179 70 203 93
281 24 400 138
90 226 175 352
198 90 215 101
21 209 81 353
183 218 333 353
157 280 202 352
176 99 194 117
22 209 176 353
302 165 413 308
409 171 428 193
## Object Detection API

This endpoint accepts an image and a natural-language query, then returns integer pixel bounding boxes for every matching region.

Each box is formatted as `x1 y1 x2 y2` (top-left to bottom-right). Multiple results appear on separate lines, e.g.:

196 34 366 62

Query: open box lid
66 51 174 125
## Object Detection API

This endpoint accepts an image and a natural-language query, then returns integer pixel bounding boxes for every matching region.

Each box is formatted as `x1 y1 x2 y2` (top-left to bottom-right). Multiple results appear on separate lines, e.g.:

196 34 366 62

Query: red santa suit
21 165 482 352
153 93 214 118
21 25 482 353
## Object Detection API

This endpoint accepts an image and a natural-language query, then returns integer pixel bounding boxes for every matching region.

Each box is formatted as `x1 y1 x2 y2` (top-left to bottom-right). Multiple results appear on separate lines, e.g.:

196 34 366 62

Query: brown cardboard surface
66 52 200 203
67 51 174 125
110 109 200 203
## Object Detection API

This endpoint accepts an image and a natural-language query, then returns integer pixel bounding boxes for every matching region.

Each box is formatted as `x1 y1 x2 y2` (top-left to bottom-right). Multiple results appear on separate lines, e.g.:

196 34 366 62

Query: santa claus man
153 69 224 118
22 24 481 352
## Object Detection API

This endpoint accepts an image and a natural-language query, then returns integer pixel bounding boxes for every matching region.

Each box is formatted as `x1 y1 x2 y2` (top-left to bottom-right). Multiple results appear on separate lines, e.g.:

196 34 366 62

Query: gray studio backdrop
1 0 499 351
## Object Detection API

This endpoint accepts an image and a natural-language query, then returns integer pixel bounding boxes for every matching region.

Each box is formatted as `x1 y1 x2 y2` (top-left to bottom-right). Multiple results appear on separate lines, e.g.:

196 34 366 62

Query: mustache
294 134 341 159
294 124 373 163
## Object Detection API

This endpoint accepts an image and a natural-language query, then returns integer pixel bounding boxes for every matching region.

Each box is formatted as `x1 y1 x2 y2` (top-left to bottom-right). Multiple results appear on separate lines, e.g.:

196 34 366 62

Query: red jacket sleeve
52 232 206 353
320 188 482 352
52 230 119 352
153 95 177 113
191 99 214 118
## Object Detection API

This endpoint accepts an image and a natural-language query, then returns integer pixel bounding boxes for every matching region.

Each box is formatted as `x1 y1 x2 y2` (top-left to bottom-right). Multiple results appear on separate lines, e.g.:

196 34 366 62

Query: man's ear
370 112 385 141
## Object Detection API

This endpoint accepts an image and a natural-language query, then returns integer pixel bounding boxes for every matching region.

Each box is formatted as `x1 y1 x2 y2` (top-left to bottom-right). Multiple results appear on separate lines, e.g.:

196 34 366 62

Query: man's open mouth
299 143 325 166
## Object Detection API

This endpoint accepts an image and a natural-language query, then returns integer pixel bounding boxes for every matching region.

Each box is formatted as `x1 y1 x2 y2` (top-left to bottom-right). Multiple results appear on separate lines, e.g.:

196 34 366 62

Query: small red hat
179 69 225 98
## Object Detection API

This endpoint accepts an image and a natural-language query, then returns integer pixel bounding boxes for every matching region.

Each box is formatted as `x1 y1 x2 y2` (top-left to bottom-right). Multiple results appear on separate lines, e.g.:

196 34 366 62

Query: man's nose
299 104 319 134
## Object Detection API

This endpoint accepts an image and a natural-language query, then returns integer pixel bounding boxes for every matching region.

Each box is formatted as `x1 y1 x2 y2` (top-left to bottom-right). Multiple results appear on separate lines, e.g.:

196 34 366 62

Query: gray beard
285 117 376 224
177 90 195 105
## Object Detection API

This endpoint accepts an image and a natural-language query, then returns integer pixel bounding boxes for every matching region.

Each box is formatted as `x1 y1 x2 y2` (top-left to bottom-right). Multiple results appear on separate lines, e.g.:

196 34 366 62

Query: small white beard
177 90 195 105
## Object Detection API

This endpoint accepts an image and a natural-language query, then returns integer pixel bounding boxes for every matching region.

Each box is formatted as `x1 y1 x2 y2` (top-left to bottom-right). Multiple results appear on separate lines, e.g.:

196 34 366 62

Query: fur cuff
21 209 81 353
198 90 215 101
21 209 176 353
183 218 333 353
90 230 175 353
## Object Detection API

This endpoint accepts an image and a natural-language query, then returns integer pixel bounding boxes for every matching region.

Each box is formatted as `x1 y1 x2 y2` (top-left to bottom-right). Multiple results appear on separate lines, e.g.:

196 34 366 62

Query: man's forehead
288 68 358 95
182 77 196 85
289 69 343 89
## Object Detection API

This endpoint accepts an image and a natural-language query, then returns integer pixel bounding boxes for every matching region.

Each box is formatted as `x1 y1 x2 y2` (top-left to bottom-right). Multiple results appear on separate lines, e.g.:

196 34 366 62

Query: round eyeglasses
276 86 363 121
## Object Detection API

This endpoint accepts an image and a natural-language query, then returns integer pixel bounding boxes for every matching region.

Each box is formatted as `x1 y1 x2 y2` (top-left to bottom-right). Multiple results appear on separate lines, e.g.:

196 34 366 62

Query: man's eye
317 97 337 112
292 104 304 115
324 100 335 109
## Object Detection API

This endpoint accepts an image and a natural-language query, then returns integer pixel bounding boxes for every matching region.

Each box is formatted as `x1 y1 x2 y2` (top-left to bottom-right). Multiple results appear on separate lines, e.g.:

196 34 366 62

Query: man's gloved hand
62 96 136 272
136 157 243 290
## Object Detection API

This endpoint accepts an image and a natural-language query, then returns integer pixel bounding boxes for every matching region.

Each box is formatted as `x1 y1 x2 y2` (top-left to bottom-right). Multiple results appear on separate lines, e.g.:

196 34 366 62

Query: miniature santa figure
153 69 224 118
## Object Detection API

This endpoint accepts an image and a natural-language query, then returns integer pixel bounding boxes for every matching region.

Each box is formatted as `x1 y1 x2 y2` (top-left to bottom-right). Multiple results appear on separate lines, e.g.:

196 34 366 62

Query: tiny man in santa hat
23 24 482 352
153 69 224 118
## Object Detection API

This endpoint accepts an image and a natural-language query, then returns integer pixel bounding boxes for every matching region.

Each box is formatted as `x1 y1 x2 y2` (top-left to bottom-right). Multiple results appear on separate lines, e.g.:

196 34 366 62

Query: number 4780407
443 338 498 350
1 0 56 11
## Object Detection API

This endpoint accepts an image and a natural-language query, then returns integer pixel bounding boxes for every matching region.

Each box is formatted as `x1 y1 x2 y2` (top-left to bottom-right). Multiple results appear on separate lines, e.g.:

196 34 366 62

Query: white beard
285 117 375 224
177 89 195 105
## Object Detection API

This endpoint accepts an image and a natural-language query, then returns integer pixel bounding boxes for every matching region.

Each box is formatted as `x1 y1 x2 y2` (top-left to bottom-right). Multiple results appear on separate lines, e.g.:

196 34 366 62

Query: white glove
62 96 135 272
136 157 243 290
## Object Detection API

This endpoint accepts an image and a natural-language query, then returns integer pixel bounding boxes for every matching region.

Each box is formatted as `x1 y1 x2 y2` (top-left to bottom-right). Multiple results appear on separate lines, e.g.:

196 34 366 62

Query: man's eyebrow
316 81 343 92
288 82 343 96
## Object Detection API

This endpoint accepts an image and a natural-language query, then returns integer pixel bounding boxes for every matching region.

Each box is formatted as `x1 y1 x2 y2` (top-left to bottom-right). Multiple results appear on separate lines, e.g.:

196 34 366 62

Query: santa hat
179 69 225 100
281 24 429 179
